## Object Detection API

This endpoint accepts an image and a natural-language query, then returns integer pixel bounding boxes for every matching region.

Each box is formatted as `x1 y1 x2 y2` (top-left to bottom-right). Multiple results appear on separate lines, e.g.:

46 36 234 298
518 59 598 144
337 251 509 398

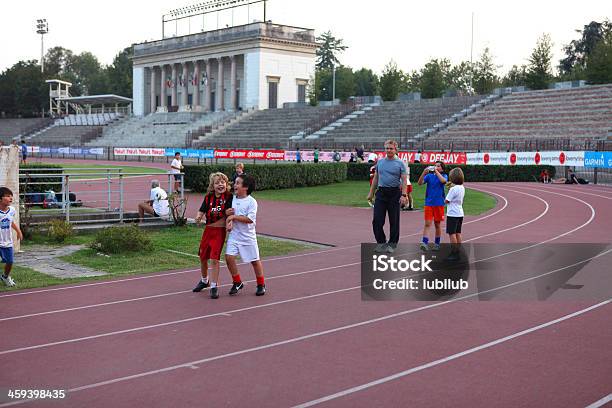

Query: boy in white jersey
225 175 266 296
0 187 24 287
445 168 465 260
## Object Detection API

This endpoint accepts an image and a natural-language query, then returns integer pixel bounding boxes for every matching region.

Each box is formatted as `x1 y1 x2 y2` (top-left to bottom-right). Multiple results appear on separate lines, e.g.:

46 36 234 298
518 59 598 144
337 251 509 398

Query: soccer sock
422 237 429 244
210 281 217 288
201 277 208 284
232 274 242 284
435 236 441 245
256 276 265 286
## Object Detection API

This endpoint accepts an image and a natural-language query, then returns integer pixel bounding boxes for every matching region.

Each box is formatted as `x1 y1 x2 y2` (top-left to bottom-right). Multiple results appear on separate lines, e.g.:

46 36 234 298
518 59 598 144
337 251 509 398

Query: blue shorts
0 247 14 264
173 174 181 181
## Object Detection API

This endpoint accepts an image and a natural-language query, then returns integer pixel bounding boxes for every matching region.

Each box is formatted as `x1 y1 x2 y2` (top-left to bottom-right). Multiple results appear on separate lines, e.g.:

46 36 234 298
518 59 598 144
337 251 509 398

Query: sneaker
210 287 219 299
1 275 15 287
229 282 244 295
192 280 209 292
385 243 396 254
374 243 387 253
419 242 429 252
256 284 266 296
432 243 441 251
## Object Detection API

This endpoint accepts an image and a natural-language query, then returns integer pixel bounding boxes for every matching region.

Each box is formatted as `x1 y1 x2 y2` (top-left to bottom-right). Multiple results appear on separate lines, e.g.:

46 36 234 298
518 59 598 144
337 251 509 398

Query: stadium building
131 22 317 116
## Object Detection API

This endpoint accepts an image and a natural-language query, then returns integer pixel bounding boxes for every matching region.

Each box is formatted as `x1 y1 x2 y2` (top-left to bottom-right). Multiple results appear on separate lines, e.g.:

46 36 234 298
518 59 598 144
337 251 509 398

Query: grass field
38 163 167 179
253 181 496 215
1 226 313 292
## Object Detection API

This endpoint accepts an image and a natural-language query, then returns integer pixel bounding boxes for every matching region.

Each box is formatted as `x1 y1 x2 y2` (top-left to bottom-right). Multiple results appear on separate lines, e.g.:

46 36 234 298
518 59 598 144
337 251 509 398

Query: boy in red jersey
193 172 233 299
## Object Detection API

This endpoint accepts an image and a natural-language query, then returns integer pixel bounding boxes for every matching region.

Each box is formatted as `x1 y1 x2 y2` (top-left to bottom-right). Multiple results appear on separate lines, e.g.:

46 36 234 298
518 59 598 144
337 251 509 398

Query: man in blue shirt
417 161 448 251
367 140 408 253
20 141 27 165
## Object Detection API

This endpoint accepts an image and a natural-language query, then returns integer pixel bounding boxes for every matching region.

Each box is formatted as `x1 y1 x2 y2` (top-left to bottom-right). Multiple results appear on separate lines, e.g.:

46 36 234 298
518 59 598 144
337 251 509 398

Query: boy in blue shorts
0 187 24 287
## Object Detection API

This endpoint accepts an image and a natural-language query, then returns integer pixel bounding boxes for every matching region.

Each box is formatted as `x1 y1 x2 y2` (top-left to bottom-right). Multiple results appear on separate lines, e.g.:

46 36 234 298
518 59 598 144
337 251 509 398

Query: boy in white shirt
170 152 184 193
225 175 266 296
445 168 465 260
0 187 24 287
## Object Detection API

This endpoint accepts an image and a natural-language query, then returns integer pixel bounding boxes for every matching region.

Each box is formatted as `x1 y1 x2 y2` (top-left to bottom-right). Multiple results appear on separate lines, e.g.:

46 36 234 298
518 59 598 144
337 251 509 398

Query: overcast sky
0 0 609 75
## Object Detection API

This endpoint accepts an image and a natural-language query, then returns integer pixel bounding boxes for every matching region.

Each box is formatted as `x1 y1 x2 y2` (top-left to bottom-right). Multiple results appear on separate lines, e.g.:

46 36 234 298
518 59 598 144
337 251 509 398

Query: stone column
216 57 224 111
193 60 201 108
160 65 167 109
182 62 189 107
205 60 212 112
230 55 237 111
171 64 178 107
149 67 156 114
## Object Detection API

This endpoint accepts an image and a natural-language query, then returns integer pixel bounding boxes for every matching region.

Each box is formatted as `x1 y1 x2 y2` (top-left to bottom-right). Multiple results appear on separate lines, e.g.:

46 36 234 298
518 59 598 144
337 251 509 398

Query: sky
0 0 610 76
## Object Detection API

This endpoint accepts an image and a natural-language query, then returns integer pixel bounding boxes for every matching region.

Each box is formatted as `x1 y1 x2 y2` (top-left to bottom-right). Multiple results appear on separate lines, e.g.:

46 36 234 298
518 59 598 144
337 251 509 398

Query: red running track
0 182 611 407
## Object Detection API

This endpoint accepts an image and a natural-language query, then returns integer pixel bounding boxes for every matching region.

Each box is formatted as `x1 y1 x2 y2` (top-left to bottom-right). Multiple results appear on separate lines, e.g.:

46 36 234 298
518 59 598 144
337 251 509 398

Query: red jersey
199 192 233 225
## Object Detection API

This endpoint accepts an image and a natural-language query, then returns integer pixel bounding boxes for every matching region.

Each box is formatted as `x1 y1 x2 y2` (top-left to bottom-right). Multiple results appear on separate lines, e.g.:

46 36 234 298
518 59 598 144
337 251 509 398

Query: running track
1 181 611 407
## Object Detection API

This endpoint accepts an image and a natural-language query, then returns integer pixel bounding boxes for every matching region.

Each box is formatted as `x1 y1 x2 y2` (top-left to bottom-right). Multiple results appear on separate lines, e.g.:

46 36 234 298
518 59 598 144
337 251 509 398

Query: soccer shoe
210 287 219 299
432 243 441 251
1 275 15 287
419 242 429 252
256 284 266 296
229 282 244 295
192 280 209 292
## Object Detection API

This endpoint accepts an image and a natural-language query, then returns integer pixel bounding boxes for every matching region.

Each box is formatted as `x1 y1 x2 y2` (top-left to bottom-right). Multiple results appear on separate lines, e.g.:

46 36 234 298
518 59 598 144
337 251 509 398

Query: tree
472 48 500 95
501 65 528 87
0 61 47 117
44 46 74 78
419 59 446 98
525 34 554 90
353 68 379 96
316 31 347 70
106 47 133 97
585 30 612 84
447 61 473 95
379 60 404 101
559 20 612 76
68 52 103 95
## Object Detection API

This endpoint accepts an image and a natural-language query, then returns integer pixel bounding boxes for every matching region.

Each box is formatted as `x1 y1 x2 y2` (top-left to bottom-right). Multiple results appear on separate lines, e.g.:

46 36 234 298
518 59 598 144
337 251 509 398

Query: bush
90 225 152 254
47 219 74 243
347 163 556 182
20 164 63 194
184 163 347 192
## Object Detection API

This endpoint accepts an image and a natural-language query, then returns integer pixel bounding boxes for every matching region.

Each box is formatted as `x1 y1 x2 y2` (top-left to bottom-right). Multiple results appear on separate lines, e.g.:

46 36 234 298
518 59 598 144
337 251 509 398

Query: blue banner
164 148 214 159
584 151 612 168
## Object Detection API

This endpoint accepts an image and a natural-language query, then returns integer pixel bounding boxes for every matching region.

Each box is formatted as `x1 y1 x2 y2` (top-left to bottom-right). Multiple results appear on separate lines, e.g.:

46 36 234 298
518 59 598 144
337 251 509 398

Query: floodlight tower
36 19 49 73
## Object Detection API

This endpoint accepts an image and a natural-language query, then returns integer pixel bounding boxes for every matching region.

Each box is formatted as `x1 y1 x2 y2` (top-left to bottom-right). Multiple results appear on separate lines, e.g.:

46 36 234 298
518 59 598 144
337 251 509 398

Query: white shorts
225 240 260 263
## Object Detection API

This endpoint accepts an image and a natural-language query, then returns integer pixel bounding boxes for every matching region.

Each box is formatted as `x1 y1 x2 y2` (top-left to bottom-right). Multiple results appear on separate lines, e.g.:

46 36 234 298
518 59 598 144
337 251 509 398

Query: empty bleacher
196 106 337 148
0 118 53 143
429 84 612 150
305 96 483 149
54 113 122 126
27 126 103 146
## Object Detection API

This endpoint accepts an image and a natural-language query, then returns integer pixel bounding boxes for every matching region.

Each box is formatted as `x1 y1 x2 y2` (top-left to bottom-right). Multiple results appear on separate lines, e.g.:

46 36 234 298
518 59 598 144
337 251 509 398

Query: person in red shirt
193 172 233 299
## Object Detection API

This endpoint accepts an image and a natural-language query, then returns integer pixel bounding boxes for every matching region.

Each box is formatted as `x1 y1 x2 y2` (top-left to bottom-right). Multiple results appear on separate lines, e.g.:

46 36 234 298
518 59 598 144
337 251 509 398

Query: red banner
375 151 467 165
214 149 285 160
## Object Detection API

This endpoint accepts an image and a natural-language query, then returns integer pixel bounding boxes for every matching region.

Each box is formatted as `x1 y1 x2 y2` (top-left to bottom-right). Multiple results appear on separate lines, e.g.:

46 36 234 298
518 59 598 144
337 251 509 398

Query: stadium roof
58 94 133 106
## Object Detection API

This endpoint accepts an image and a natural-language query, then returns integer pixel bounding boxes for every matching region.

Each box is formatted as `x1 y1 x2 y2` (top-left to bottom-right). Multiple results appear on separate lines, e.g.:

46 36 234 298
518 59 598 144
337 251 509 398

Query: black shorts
173 174 181 181
446 216 463 234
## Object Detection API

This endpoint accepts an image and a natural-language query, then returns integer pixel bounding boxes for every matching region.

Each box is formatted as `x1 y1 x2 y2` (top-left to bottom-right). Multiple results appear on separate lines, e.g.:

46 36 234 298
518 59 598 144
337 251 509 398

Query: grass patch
38 163 166 179
1 226 314 291
253 181 497 215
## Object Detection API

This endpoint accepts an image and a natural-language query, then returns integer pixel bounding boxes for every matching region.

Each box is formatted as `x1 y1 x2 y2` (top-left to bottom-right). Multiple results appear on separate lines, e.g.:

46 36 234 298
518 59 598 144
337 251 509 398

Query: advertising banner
584 151 612 168
214 149 285 160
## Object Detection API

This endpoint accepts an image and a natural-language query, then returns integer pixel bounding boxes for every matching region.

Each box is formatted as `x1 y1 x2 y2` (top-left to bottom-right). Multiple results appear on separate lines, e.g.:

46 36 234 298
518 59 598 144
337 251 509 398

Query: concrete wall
133 67 146 116
0 146 20 251
258 51 314 109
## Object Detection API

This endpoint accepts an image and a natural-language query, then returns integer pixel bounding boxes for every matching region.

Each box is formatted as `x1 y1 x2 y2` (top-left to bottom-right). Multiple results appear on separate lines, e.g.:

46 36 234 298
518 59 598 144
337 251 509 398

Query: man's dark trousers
372 187 401 244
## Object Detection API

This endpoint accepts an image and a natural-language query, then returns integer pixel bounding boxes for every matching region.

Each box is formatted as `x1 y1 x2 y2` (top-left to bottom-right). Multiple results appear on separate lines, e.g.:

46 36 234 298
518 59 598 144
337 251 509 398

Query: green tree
379 60 404 101
420 59 446 98
106 47 133 97
44 46 74 78
0 61 47 117
585 30 612 84
473 48 500 94
501 65 527 87
525 34 554 90
67 52 103 95
447 61 473 95
353 68 379 96
316 31 348 70
559 20 612 76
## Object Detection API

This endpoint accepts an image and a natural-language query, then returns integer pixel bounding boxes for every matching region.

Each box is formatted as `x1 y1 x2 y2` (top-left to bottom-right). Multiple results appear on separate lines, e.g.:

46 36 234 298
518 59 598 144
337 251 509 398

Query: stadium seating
429 84 612 150
53 113 122 127
195 105 338 148
26 126 103 146
0 118 53 143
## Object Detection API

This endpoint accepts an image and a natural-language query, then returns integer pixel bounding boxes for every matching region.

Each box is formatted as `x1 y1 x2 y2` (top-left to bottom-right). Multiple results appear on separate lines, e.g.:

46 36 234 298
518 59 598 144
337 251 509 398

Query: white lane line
0 187 509 299
0 190 511 321
293 299 612 408
1 248 609 408
585 393 612 408
542 185 612 200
